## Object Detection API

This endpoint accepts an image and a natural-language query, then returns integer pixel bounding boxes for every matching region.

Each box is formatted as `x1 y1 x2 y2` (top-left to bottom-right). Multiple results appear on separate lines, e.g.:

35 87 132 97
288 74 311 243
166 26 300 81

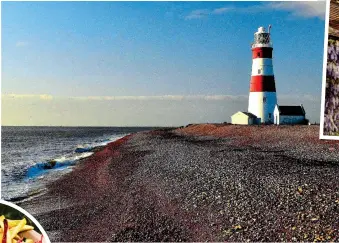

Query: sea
1 126 157 201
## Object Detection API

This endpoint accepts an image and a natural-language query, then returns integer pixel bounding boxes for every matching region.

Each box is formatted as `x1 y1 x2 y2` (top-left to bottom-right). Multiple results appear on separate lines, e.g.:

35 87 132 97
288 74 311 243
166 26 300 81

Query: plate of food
0 201 50 243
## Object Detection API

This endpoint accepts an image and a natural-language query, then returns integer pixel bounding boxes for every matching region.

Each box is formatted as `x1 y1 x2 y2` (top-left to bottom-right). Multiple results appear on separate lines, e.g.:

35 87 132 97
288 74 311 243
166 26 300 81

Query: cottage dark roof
276 105 305 116
241 112 257 119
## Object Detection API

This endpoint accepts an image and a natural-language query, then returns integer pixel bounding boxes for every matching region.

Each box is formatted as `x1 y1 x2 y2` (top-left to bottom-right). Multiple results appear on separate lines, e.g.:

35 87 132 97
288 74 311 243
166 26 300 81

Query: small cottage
231 111 260 125
273 104 306 125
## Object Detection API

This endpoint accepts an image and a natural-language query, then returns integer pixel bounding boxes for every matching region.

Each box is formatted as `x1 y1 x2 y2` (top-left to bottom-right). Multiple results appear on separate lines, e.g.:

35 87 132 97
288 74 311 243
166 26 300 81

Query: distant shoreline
1 125 172 128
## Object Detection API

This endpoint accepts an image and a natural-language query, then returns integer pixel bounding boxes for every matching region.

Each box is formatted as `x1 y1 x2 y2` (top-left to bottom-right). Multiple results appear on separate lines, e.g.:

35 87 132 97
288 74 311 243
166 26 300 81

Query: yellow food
0 215 41 243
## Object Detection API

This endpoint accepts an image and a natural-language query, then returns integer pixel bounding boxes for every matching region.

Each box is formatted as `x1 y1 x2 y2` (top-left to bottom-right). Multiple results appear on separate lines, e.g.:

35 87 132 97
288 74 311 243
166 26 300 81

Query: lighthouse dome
258 27 266 33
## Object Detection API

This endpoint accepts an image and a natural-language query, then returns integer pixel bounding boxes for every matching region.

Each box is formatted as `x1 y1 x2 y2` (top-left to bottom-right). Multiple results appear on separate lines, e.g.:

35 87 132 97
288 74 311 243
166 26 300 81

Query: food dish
0 216 44 243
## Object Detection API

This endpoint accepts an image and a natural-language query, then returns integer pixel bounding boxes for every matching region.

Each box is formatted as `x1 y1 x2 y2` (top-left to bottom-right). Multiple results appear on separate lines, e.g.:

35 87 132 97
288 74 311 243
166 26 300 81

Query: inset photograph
322 0 339 137
0 200 50 243
2 1 337 242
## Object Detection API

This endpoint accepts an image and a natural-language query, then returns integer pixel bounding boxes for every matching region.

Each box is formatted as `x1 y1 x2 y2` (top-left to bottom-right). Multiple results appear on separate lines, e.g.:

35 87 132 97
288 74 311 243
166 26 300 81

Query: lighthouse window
258 69 261 74
257 52 261 57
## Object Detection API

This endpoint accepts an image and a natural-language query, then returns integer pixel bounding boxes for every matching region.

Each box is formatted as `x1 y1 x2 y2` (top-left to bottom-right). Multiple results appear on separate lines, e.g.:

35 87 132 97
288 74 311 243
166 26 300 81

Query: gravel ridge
18 125 339 242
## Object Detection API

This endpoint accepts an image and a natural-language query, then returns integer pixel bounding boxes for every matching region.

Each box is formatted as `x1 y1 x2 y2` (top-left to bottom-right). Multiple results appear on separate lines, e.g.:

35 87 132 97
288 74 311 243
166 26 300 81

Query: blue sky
1 1 326 126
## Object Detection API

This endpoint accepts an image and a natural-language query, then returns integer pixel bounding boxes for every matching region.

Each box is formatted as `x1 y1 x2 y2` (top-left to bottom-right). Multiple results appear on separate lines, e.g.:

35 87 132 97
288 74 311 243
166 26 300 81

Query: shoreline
5 133 130 203
17 124 339 242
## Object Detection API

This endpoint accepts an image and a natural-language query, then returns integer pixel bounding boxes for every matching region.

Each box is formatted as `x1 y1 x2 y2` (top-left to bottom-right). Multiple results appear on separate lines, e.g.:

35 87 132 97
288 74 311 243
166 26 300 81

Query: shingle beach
18 124 339 242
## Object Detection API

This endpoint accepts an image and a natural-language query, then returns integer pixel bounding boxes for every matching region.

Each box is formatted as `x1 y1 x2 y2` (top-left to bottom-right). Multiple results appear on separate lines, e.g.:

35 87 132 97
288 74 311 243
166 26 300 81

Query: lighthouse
231 25 307 125
248 26 277 124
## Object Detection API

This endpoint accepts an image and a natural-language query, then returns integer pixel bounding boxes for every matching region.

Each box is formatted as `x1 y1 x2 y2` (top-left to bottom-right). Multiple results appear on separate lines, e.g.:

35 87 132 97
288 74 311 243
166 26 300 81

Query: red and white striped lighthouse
248 25 277 124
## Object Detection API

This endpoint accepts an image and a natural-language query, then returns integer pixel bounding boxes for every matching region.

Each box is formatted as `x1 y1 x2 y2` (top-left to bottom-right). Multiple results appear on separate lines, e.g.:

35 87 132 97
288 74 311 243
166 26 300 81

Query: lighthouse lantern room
248 25 277 124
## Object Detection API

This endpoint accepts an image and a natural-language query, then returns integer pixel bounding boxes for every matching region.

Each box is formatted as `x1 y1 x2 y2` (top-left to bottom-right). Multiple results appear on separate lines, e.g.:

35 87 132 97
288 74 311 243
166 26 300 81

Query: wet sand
18 125 339 242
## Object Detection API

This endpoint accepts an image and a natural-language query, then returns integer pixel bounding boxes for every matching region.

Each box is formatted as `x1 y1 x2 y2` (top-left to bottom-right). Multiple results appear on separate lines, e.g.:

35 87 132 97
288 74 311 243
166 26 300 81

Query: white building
273 105 306 125
231 111 259 125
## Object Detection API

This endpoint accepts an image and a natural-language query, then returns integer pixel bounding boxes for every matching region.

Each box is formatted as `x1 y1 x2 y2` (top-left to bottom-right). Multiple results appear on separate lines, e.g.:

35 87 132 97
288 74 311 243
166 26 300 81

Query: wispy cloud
185 7 234 20
1 94 321 126
70 95 248 101
3 94 53 100
2 94 248 101
15 41 29 47
213 7 234 15
185 1 326 20
2 93 320 103
264 1 326 20
185 9 211 20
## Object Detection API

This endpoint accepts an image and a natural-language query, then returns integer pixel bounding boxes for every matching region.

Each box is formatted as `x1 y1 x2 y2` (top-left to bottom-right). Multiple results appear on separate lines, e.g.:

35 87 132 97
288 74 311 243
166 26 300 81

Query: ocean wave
26 160 75 178
54 152 94 162
74 135 126 153
25 135 127 179
26 151 95 178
